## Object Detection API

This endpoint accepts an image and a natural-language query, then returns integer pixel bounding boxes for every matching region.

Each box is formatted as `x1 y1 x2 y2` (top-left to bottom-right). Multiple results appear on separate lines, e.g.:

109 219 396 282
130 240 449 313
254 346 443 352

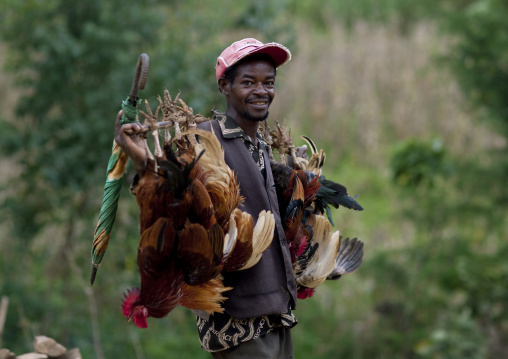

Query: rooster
122 143 227 327
175 128 276 273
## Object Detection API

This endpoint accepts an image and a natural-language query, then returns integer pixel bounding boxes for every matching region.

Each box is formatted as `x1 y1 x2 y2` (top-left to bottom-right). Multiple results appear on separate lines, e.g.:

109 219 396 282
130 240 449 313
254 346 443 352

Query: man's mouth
248 98 270 107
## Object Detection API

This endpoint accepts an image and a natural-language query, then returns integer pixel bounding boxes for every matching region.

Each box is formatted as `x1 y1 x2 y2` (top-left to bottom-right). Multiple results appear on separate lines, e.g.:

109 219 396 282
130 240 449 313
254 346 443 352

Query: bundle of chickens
120 90 365 328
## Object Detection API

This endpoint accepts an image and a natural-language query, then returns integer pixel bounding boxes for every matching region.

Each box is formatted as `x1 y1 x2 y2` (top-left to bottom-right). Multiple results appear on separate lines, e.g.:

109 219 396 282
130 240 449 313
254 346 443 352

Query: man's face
222 59 276 122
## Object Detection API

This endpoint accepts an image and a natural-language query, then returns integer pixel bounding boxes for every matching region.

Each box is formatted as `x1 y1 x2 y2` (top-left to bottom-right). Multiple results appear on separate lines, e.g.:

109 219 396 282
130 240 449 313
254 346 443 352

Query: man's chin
243 111 269 122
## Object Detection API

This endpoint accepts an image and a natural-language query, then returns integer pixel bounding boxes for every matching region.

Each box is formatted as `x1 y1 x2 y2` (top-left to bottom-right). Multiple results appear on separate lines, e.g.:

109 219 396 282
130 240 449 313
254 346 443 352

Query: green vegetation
0 0 506 358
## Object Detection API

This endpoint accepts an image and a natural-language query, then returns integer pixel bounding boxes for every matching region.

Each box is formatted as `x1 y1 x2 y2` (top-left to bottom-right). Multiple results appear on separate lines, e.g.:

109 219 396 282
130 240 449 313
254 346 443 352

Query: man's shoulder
197 110 223 133
196 120 213 131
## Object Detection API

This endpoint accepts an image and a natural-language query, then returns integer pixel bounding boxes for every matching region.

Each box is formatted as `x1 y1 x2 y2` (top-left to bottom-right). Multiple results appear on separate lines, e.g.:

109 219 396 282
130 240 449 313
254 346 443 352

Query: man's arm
114 110 149 176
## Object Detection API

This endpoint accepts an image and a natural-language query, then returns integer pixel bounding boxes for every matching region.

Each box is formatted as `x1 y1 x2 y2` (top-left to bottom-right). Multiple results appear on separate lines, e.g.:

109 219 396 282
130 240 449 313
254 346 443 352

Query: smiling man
195 38 297 358
116 38 297 358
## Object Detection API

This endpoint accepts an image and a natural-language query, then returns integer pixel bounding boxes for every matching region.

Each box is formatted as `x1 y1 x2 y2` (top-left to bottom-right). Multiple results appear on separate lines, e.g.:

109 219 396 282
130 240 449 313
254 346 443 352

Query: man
116 38 298 358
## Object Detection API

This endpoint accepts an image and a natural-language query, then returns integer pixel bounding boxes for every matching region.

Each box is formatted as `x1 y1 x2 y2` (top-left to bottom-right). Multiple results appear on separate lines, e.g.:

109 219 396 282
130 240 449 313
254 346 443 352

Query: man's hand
114 110 148 176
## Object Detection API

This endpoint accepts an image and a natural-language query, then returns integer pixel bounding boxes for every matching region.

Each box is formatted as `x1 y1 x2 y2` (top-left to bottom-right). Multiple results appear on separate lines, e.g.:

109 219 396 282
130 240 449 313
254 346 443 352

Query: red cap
216 38 291 82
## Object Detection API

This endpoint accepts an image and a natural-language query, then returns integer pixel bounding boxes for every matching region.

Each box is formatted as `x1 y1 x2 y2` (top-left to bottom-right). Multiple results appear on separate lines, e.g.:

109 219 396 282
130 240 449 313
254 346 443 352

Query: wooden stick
124 120 175 135
124 116 209 135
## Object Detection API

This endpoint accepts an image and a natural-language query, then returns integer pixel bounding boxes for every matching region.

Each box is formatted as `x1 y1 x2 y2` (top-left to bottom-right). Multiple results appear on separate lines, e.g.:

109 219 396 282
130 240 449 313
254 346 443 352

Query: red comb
122 287 141 317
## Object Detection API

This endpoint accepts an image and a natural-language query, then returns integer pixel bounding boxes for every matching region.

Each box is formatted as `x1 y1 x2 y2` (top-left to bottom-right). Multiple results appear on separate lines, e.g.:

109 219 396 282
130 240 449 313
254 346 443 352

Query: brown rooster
122 142 228 328
178 128 243 232
122 217 184 328
176 128 276 272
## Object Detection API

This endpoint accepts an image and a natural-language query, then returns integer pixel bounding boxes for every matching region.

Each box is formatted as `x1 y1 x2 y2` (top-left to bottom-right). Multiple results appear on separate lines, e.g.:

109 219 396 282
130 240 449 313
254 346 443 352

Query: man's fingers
115 110 123 133
115 110 143 145
123 122 144 135
115 110 144 136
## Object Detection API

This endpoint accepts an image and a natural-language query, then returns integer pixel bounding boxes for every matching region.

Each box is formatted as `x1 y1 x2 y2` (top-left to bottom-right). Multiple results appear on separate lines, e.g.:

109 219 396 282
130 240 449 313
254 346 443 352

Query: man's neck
226 111 260 142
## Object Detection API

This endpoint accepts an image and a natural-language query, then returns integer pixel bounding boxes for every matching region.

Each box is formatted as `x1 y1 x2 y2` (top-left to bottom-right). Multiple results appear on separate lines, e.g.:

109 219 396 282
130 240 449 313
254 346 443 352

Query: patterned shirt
216 112 267 177
196 111 297 352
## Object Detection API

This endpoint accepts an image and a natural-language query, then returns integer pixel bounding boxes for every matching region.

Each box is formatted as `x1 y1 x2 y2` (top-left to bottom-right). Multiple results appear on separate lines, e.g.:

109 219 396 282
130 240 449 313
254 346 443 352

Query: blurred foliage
415 310 488 359
382 141 508 358
390 138 451 188
443 0 508 137
286 0 481 32
1 0 507 358
0 0 165 238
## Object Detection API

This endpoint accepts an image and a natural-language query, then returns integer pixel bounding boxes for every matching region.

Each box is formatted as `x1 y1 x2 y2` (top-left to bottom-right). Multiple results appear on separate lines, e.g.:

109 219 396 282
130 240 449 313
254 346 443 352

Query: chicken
295 235 363 299
122 217 184 328
267 123 365 299
180 127 243 232
122 97 276 327
175 128 276 272
120 89 364 327
297 236 364 299
294 215 341 298
277 170 313 262
122 143 227 328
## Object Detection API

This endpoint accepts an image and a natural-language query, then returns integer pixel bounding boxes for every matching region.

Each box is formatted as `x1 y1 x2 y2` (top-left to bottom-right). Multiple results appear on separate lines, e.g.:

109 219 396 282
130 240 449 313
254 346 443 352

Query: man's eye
265 81 274 86
243 81 252 85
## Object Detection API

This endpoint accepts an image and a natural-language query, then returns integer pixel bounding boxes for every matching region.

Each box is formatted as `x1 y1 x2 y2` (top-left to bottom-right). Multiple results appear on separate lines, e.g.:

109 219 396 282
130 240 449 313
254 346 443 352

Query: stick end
90 264 99 286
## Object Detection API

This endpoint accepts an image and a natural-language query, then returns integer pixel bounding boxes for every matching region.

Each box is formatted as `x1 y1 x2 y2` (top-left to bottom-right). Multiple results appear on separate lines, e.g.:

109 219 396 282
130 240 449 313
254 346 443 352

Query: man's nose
253 82 267 94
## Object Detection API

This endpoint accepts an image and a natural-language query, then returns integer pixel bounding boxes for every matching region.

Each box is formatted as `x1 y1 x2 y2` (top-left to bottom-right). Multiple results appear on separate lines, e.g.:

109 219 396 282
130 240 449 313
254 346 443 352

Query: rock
0 348 16 359
55 348 82 359
33 337 66 357
16 353 48 359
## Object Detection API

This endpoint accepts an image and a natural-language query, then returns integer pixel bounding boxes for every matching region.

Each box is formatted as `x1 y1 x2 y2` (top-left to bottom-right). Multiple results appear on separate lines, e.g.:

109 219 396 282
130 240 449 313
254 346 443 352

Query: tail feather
177 222 223 286
179 279 231 314
222 209 254 272
241 210 275 270
327 237 364 280
314 178 363 225
300 135 326 175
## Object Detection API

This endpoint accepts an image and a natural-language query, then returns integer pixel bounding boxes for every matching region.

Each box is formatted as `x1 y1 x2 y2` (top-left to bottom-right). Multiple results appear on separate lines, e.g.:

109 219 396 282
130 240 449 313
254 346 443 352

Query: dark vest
197 118 297 319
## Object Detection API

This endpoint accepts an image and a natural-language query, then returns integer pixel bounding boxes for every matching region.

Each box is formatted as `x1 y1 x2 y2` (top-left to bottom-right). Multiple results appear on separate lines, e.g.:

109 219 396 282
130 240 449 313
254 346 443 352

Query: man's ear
218 78 229 95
